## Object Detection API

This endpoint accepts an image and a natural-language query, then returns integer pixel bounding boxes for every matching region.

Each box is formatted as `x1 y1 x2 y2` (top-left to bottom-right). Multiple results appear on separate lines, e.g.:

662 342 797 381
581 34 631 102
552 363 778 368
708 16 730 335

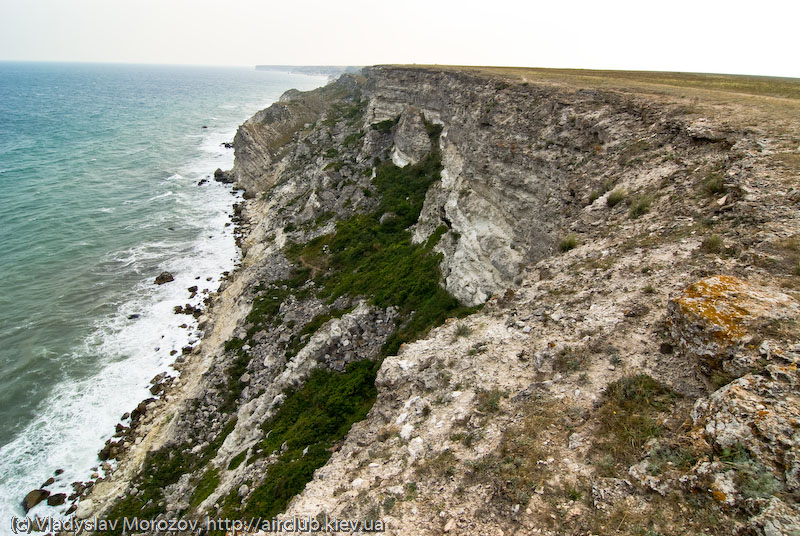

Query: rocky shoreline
35 66 800 535
21 157 256 519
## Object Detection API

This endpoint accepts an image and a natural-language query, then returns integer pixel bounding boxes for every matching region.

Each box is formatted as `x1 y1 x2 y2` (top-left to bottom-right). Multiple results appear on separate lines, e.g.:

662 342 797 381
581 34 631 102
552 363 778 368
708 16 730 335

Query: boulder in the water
154 272 174 285
213 168 233 184
47 493 67 506
22 489 50 512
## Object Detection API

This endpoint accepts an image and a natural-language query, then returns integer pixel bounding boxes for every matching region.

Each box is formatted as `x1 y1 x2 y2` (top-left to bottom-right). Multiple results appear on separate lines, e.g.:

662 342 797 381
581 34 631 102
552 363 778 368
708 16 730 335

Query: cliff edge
70 66 800 536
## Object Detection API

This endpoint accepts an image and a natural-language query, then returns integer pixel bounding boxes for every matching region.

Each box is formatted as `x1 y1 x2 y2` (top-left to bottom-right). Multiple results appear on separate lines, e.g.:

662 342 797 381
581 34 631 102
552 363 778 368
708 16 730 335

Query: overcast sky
0 0 797 78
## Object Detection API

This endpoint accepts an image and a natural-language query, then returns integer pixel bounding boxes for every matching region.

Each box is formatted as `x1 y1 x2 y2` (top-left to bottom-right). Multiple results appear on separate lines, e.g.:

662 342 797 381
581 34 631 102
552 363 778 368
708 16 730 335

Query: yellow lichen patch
674 275 751 341
711 489 727 502
672 275 799 349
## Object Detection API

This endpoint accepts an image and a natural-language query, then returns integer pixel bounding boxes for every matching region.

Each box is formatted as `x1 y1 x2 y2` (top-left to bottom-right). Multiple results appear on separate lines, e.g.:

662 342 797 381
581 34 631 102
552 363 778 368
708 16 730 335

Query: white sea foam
0 124 240 521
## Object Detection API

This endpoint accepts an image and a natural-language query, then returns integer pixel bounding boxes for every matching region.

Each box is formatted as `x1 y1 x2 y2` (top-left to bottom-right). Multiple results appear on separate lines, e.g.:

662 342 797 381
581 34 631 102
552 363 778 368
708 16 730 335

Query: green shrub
559 233 578 252
589 179 616 204
245 268 311 332
291 150 476 357
453 323 472 339
700 234 724 253
629 195 653 218
593 375 676 472
103 447 200 531
242 361 379 518
371 117 399 133
476 389 505 413
703 173 725 195
228 450 247 471
553 346 587 373
607 188 627 207
717 444 784 499
190 468 220 508
647 444 699 475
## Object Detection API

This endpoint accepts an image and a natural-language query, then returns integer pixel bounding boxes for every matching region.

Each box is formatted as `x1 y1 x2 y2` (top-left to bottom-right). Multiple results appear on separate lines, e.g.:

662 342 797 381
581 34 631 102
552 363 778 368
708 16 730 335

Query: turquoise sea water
0 62 324 521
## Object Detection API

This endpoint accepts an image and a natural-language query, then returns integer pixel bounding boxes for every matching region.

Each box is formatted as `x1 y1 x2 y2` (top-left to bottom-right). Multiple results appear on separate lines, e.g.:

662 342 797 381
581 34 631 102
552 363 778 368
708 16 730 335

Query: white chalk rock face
391 108 432 167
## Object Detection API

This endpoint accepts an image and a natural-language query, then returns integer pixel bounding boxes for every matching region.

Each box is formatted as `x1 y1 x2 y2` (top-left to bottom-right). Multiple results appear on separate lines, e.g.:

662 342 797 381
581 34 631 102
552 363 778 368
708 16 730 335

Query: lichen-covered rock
749 497 800 536
692 368 800 492
667 275 799 372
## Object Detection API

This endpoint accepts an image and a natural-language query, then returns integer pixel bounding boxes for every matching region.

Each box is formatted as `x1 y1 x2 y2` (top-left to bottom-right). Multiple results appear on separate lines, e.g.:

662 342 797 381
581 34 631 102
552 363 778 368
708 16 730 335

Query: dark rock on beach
22 489 49 512
47 493 67 506
154 271 174 285
213 168 234 184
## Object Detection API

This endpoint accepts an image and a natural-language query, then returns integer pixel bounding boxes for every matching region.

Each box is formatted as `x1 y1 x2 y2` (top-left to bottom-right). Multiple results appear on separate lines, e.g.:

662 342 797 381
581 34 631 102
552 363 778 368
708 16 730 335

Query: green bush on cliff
189 468 220 508
371 116 399 133
290 151 476 355
245 267 312 332
241 360 379 518
103 447 199 531
218 115 475 523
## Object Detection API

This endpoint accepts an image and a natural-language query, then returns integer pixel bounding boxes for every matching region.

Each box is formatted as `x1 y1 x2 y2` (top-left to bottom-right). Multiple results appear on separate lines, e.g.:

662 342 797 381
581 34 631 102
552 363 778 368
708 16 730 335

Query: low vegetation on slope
206 115 476 522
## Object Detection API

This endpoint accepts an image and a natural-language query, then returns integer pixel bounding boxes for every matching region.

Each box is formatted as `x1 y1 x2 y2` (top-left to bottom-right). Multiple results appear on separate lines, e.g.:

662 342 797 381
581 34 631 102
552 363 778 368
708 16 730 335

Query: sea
0 62 325 522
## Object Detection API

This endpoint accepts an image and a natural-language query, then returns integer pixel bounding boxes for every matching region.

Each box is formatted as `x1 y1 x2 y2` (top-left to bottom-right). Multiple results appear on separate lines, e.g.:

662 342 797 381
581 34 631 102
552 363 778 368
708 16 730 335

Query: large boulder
692 367 800 492
213 168 233 184
47 493 67 506
667 275 799 374
22 489 49 512
154 271 174 285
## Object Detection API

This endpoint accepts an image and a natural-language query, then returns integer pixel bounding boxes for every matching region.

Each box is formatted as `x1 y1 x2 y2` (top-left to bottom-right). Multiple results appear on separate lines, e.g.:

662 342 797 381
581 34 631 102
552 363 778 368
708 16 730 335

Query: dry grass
467 396 559 507
390 65 800 100
591 375 678 474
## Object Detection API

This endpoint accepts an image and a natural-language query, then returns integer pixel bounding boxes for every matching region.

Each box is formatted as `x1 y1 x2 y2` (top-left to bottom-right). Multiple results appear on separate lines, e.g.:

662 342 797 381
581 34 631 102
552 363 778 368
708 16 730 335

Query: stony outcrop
668 275 799 374
232 74 364 194
153 271 174 285
390 107 431 166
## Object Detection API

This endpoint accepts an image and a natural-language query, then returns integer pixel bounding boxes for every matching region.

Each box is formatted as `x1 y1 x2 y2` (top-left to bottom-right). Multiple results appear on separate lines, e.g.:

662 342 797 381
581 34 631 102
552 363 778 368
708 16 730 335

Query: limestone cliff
69 66 800 536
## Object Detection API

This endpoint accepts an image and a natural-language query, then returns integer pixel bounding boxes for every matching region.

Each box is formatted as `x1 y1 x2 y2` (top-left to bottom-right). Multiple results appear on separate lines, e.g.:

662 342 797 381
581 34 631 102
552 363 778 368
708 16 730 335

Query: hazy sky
0 0 797 77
